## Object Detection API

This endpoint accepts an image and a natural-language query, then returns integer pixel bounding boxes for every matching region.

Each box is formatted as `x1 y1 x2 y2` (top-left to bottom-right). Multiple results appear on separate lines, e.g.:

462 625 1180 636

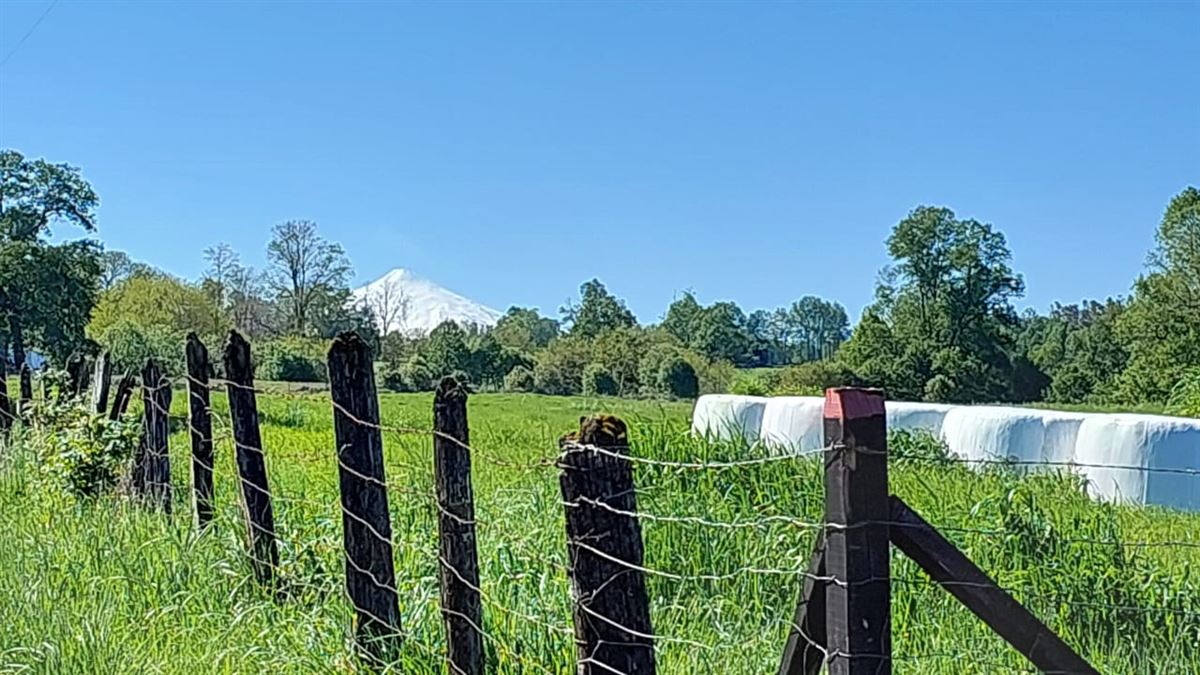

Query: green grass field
2 391 1198 673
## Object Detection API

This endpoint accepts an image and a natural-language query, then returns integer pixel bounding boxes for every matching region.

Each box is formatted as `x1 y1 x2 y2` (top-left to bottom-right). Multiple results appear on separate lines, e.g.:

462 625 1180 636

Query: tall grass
1 392 1198 673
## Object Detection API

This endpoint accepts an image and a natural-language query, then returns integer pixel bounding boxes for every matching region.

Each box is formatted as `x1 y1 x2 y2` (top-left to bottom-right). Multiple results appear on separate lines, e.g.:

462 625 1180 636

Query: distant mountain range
350 268 503 335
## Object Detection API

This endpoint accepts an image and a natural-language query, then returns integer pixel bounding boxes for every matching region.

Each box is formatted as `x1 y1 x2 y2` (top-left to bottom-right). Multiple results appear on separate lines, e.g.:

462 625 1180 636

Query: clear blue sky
1 1 1196 323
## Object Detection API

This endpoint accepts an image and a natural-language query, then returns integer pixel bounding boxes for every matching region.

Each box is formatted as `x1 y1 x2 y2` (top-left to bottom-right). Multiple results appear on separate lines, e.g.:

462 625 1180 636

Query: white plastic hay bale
690 395 767 442
885 401 955 435
1036 410 1090 465
940 406 1047 464
1074 414 1200 510
759 396 825 454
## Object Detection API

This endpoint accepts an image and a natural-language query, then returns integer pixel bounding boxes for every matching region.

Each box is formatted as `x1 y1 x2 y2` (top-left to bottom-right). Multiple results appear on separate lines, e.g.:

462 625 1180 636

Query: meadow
1 390 1198 674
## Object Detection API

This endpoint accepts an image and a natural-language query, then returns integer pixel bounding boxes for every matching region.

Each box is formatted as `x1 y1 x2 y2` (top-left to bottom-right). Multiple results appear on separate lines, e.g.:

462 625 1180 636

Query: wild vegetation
1 392 1198 673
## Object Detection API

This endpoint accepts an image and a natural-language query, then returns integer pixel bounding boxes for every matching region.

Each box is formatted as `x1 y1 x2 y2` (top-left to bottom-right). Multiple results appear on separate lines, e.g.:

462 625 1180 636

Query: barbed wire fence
3 330 1200 674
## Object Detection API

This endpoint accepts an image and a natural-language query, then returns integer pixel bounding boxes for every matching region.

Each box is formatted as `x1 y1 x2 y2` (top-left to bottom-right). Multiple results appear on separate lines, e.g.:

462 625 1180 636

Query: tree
662 293 755 366
1 150 102 367
562 279 636 339
202 243 240 310
363 273 410 336
99 250 140 290
419 321 471 380
265 220 352 335
493 306 559 354
786 296 850 362
841 206 1024 402
1111 188 1200 403
661 292 704 343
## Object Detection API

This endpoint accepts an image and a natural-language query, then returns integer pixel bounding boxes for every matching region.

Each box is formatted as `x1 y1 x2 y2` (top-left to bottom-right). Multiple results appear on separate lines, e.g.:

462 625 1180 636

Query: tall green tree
493 306 559 354
1113 187 1200 403
841 206 1024 402
0 150 102 366
562 279 637 339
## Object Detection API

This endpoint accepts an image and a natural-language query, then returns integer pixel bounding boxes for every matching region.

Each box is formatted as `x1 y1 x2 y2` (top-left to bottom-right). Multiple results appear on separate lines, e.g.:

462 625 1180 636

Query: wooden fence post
140 359 173 512
186 334 215 530
328 332 402 663
91 352 113 414
0 357 12 435
223 331 279 585
109 371 136 421
558 415 656 675
823 387 890 675
19 362 32 414
66 352 89 399
434 376 483 675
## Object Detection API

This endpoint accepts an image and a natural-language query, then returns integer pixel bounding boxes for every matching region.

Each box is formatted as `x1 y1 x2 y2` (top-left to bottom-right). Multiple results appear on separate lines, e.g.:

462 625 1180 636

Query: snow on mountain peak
351 268 503 335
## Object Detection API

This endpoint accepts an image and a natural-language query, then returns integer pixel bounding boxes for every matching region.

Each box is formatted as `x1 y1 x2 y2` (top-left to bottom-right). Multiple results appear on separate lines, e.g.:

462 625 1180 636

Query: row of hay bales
691 395 1200 511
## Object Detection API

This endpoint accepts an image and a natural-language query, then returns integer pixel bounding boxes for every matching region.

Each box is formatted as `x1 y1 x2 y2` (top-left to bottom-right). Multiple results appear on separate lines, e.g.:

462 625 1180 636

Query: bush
34 401 140 498
730 372 768 396
503 365 535 393
257 337 327 383
98 320 184 375
533 338 590 396
656 356 699 399
382 354 434 392
1166 368 1200 417
582 363 619 396
769 360 857 396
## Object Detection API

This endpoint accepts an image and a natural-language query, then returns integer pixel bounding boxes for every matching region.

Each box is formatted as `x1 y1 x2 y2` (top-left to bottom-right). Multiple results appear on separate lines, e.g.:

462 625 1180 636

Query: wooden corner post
823 387 890 675
223 331 279 585
186 334 215 530
558 415 656 675
434 375 484 675
328 332 402 664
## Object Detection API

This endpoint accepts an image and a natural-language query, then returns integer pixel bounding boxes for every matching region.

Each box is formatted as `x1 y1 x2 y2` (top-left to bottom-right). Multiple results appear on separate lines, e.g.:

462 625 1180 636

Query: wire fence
2 332 1199 674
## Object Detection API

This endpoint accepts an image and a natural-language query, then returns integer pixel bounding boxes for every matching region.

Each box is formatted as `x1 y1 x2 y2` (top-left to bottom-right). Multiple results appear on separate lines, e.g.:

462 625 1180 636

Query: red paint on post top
823 387 885 420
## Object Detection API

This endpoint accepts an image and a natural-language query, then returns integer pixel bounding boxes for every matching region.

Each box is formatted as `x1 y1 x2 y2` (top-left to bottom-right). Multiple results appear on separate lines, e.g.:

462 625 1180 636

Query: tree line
2 148 1196 407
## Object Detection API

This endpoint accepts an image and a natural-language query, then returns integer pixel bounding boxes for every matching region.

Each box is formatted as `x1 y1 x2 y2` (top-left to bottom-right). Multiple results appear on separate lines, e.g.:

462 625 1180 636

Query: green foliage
582 363 619 396
502 364 535 392
493 306 559 354
841 206 1024 402
563 279 637 339
768 360 857 396
96 320 186 376
256 337 327 383
1166 368 1200 417
265 220 353 336
418 321 470 381
32 400 140 498
654 355 699 399
532 336 591 395
888 428 954 464
730 372 769 396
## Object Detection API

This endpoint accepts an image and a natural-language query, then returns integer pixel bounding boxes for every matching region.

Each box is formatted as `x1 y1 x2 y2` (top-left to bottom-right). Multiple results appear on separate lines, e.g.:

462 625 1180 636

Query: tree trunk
8 313 25 372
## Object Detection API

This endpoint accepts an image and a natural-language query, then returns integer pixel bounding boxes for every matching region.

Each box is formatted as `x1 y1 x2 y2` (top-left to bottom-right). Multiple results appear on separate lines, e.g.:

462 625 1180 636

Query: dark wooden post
559 415 656 675
777 533 828 675
223 331 279 585
109 371 136 420
328 332 402 663
91 352 113 414
140 359 173 512
65 352 89 399
19 362 32 414
434 376 483 675
889 497 1099 674
823 387 890 675
0 357 12 434
186 334 215 530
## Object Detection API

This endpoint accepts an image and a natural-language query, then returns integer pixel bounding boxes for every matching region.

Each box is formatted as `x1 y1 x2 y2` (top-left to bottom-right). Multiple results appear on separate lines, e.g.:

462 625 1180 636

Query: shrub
769 360 857 396
98 320 184 375
1166 368 1200 417
656 356 699 399
257 337 327 383
730 372 768 396
533 338 590 396
582 363 619 396
503 365 535 393
35 401 140 498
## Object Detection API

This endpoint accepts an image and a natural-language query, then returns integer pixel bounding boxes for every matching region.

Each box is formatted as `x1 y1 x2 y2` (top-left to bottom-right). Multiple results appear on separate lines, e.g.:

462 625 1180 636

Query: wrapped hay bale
1074 414 1200 510
690 394 767 442
759 396 825 455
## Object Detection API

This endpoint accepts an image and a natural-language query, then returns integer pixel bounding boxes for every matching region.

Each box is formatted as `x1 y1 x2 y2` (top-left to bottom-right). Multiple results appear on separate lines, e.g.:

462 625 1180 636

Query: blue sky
1 1 1196 323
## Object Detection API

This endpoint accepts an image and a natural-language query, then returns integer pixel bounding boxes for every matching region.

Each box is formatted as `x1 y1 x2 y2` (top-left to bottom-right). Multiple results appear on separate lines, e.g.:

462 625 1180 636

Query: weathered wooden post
434 375 483 675
0 357 12 435
91 352 113 414
109 371 136 420
139 359 173 512
186 334 215 530
65 352 89 399
223 331 279 585
18 362 32 415
328 332 402 664
822 387 890 675
558 415 656 675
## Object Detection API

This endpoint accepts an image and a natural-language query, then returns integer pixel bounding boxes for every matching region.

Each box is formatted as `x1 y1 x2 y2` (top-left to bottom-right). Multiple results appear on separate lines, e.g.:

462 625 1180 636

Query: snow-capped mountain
350 268 503 335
